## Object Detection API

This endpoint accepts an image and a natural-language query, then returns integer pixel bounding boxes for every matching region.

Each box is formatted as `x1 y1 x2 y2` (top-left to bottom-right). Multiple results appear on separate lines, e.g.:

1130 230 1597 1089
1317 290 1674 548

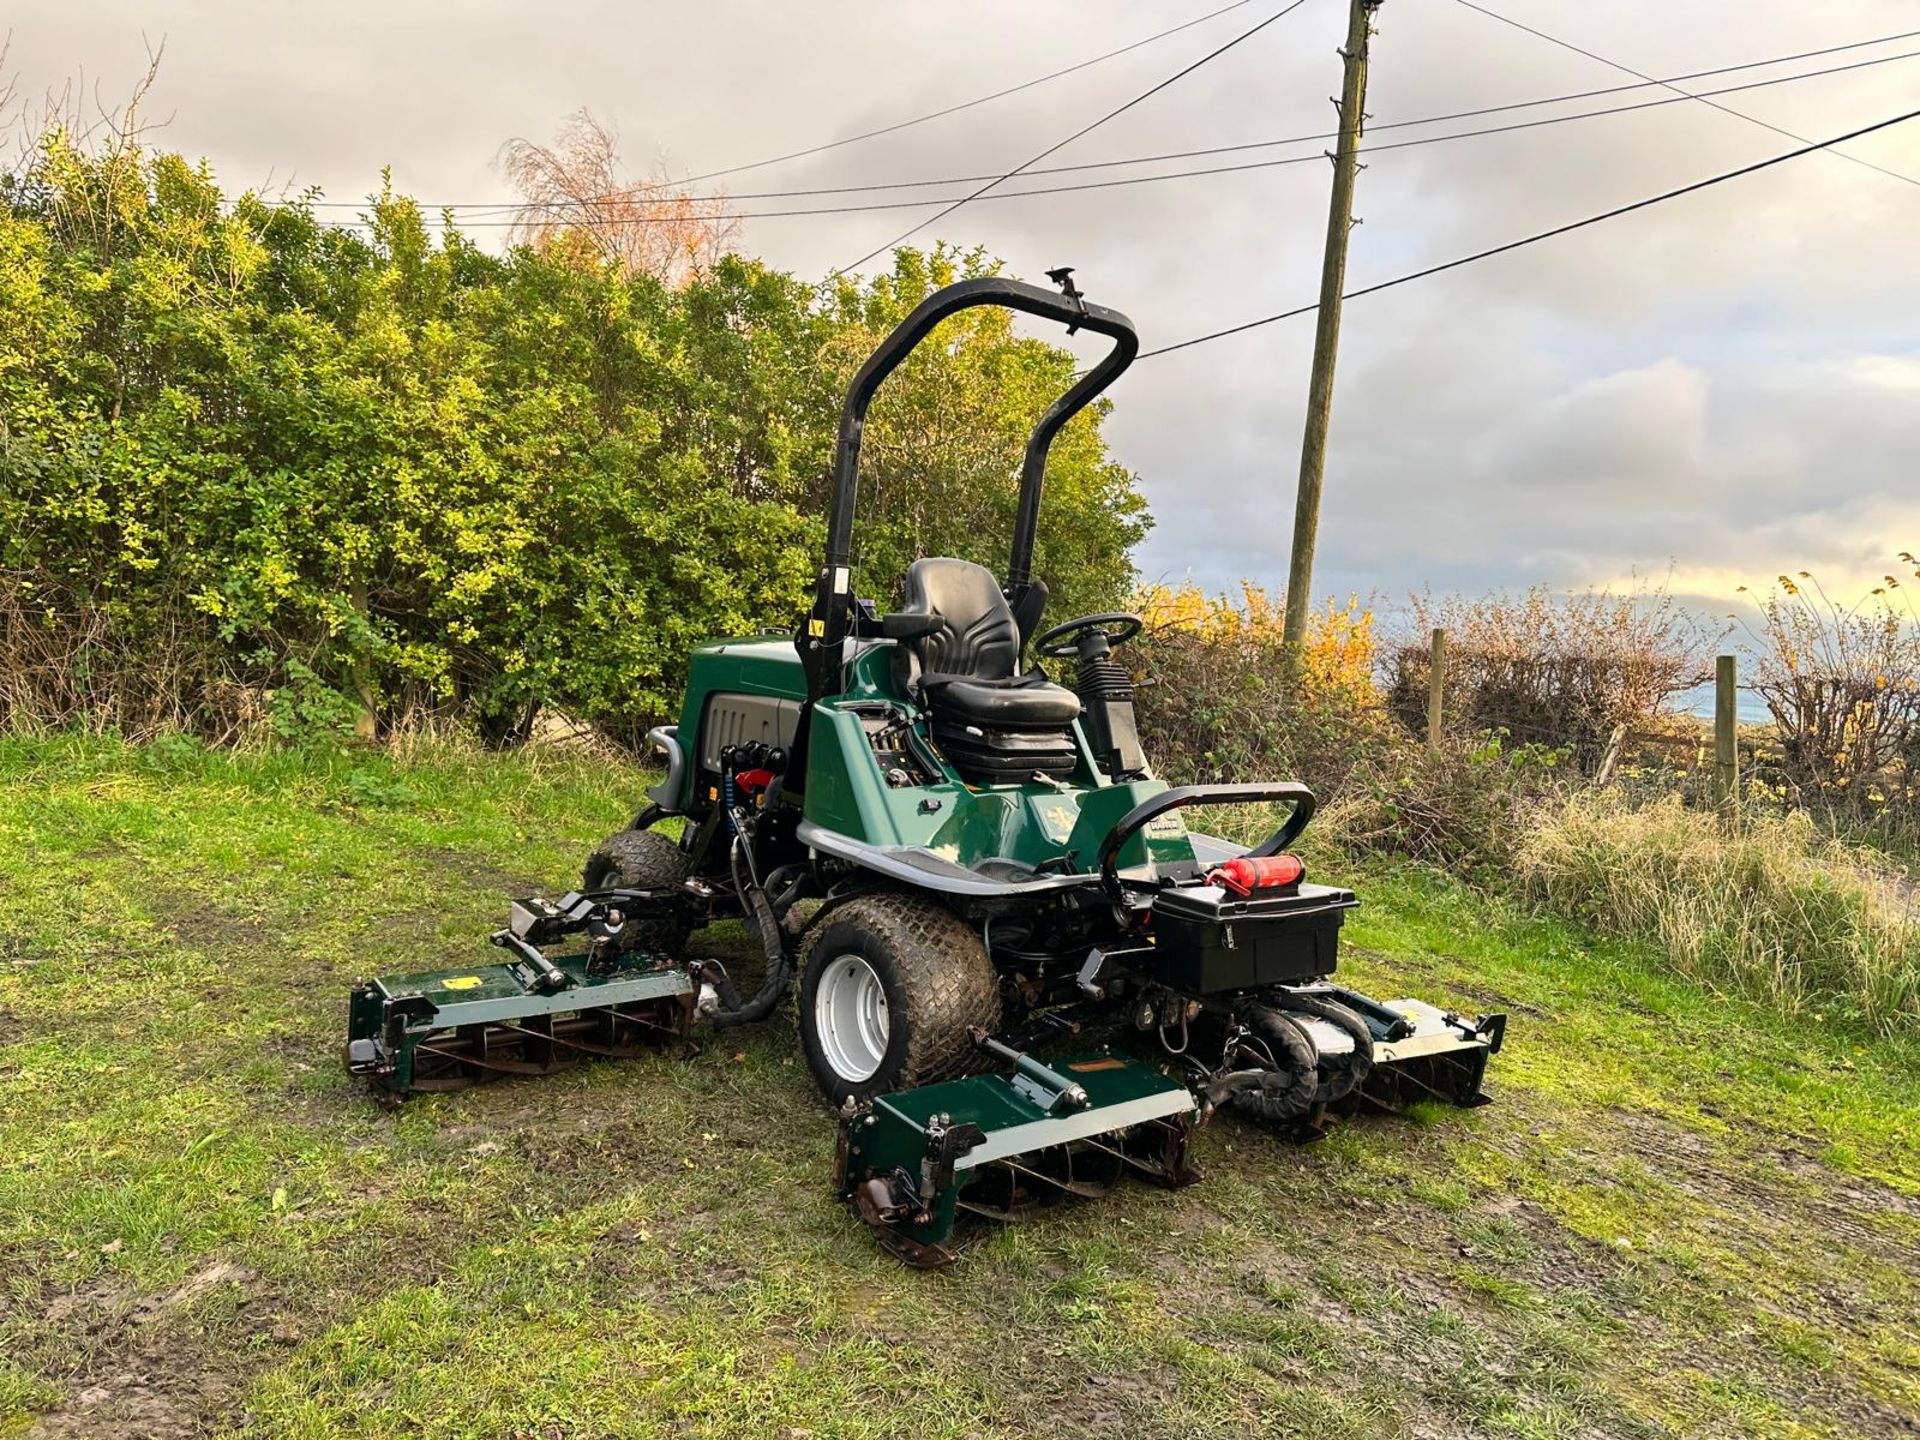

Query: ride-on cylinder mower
345 271 1505 1263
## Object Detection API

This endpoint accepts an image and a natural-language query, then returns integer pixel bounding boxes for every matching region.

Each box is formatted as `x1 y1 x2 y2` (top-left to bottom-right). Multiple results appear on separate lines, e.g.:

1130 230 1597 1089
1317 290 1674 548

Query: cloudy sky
9 0 1920 613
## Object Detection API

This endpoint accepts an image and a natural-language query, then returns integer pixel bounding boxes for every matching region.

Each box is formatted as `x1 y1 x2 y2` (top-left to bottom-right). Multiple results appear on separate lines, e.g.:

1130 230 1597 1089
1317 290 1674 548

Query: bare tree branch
497 108 738 285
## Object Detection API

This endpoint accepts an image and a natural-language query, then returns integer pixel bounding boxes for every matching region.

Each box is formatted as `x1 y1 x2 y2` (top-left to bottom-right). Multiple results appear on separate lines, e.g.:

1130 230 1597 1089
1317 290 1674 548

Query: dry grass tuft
1387 587 1707 771
1518 791 1920 1034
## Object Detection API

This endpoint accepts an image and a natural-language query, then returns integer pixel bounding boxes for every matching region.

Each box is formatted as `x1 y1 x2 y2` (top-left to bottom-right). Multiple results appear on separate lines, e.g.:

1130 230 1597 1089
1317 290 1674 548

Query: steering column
1035 613 1148 782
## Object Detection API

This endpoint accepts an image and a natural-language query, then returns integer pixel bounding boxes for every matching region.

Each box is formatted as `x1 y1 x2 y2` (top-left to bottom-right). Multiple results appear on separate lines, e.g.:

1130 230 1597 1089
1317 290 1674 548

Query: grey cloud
8 0 1917 610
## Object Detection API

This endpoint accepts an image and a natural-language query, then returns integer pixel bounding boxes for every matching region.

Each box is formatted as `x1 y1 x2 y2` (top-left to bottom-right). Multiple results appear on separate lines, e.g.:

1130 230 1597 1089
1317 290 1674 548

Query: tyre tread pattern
583 827 693 956
801 890 1000 1090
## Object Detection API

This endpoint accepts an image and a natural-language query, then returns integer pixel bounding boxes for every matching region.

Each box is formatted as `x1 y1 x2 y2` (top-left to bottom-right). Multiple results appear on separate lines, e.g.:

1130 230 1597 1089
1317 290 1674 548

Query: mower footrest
836 1050 1199 1266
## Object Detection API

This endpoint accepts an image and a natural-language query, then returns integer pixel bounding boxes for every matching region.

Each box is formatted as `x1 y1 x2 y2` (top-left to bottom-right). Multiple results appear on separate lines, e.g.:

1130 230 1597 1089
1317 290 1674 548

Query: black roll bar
1095 783 1318 894
799 276 1138 713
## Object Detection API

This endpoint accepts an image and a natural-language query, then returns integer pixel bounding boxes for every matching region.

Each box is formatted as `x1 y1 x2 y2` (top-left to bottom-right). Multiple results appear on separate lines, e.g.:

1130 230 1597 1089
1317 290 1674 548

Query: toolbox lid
1151 878 1358 923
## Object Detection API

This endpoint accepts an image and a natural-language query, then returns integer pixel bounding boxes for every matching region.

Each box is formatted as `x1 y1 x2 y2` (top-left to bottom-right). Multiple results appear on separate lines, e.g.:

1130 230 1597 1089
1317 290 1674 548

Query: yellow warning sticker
442 976 483 990
1035 799 1078 843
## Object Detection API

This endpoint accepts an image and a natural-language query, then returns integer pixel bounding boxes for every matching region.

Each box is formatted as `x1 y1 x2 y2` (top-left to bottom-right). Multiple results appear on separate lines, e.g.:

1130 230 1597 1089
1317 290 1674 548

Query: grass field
2 734 1917 1439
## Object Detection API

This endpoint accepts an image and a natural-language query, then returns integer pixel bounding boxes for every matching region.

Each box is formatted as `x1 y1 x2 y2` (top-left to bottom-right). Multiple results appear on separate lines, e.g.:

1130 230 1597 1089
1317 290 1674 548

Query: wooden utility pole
1283 0 1381 654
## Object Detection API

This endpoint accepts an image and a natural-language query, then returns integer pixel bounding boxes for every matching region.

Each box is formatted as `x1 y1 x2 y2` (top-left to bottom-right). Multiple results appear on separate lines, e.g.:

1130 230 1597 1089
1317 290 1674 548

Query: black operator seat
891 558 1081 779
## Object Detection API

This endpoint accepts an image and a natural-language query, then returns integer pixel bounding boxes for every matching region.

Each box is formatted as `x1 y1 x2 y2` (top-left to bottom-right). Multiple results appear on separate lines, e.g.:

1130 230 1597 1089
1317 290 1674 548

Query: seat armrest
879 612 944 641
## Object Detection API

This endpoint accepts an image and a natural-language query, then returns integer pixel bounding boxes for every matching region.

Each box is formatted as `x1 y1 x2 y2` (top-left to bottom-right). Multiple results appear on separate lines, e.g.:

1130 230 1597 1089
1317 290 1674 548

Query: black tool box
1147 881 1359 993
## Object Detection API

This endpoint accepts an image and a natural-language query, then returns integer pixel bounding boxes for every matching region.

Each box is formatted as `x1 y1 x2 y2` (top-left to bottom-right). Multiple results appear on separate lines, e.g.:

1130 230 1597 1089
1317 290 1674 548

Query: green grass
2 732 1916 1438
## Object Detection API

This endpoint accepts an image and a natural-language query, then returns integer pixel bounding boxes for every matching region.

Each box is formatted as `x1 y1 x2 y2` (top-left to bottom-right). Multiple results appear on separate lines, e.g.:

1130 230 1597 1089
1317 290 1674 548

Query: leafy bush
1740 567 1920 843
0 128 1145 744
1128 582 1392 794
1386 588 1706 770
1128 583 1571 874
1321 733 1569 877
1518 791 1920 1034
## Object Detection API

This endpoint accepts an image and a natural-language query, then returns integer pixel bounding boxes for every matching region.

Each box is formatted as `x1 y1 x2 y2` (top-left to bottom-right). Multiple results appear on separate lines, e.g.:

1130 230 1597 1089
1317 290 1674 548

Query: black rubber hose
1280 993 1376 1104
1224 1005 1320 1123
705 839 794 1030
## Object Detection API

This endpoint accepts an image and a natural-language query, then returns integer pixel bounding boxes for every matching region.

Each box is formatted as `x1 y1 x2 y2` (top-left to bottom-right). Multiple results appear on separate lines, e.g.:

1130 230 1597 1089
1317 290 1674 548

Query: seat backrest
894 557 1019 688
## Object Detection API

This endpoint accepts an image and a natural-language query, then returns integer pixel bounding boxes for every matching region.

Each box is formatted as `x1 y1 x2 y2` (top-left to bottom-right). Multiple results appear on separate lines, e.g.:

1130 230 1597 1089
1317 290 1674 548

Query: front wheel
797 892 1001 1106
582 827 693 957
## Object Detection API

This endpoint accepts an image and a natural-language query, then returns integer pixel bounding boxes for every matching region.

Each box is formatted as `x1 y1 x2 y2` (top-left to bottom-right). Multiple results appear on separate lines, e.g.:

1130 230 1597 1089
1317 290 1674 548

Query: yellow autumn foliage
1126 582 1393 788
1134 582 1376 696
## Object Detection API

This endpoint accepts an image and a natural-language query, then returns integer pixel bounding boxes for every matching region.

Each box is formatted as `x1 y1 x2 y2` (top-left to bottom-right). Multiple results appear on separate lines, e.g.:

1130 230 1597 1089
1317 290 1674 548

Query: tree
498 109 738 286
2 114 1150 744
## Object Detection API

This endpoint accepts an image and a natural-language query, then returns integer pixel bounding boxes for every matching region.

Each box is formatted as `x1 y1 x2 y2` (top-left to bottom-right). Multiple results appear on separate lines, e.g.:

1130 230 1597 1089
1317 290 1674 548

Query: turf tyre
798 891 1001 1106
582 827 693 957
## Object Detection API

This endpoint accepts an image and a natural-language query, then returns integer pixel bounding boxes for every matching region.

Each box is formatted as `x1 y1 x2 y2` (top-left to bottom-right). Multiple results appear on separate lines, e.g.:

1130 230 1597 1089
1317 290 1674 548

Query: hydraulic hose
1282 993 1375 1105
704 835 794 1030
1219 1006 1320 1122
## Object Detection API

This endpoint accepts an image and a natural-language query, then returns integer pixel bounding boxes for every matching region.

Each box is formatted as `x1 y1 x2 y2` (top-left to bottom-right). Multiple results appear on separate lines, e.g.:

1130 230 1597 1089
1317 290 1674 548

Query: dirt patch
416 844 554 900
38 1258 257 1335
1441 981 1550 1019
28 1260 262 1439
140 882 274 958
1609 1107 1920 1251
26 1362 228 1440
1480 1100 1920 1436
1043 1370 1186 1438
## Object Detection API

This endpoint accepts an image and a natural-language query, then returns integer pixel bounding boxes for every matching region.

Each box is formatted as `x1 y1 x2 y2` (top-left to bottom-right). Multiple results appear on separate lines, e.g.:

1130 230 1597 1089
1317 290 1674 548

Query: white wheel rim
815 953 890 1083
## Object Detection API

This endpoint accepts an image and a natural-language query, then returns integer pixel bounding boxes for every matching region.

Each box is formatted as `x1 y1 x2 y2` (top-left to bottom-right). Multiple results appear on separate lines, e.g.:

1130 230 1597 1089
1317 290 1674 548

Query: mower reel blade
345 953 695 1098
835 1047 1198 1264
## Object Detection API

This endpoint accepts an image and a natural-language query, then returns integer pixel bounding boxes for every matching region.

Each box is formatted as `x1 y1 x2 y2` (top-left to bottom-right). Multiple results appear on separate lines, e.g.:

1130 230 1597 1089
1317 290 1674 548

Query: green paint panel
348 953 694 1093
840 1050 1197 1251
360 954 691 1030
802 694 1193 875
876 1050 1193 1135
676 629 1201 880
666 635 808 809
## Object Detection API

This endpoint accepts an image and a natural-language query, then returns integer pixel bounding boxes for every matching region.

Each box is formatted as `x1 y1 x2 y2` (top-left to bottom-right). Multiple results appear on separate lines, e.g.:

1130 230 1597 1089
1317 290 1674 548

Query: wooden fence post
1427 627 1447 750
1714 653 1739 817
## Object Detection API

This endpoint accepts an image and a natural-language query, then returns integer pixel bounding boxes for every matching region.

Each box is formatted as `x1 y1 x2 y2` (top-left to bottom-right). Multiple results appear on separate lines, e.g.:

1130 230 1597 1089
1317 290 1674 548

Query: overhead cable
311 31 1920 215
673 0 1264 186
360 47 1920 229
1136 104 1920 361
831 0 1311 274
1455 0 1920 188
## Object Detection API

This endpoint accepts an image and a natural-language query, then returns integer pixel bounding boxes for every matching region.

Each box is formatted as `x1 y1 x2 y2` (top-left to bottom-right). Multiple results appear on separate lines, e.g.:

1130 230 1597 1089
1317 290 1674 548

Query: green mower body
669 636 1190 871
345 273 1504 1265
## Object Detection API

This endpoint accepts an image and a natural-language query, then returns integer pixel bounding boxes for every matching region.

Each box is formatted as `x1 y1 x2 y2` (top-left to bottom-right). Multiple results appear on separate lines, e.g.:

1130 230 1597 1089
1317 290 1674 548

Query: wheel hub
816 953 890 1082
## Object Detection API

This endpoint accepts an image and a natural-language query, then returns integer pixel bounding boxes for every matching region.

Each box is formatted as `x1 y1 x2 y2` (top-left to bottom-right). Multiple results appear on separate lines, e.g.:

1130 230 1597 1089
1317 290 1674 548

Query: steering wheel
1033 611 1144 661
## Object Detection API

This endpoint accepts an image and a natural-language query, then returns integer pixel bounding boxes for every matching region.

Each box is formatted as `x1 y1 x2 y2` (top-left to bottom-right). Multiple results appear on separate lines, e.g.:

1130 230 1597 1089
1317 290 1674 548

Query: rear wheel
798 892 1001 1105
582 827 693 957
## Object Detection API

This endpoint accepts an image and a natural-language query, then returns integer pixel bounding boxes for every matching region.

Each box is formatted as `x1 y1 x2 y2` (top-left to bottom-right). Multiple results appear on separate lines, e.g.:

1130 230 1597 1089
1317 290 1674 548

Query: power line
1455 0 1920 189
1135 103 1920 361
363 46 1920 229
625 32 1920 202
310 26 1920 214
672 0 1262 186
830 0 1311 275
